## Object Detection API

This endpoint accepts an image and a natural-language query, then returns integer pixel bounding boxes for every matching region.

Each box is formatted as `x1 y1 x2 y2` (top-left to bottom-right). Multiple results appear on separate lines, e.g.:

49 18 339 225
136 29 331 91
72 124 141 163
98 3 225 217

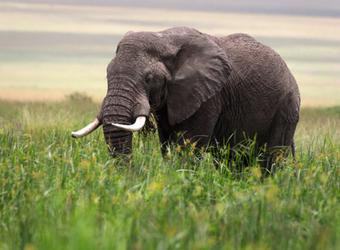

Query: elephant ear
167 32 231 126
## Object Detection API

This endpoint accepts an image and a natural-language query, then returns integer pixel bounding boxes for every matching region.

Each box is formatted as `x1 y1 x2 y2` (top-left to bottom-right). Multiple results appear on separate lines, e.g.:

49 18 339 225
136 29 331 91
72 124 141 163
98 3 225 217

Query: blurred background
1 0 339 107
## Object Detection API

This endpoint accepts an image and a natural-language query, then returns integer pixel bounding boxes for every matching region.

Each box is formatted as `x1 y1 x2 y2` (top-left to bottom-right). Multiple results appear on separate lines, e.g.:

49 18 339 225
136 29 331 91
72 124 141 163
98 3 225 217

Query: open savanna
0 2 339 105
1 2 340 249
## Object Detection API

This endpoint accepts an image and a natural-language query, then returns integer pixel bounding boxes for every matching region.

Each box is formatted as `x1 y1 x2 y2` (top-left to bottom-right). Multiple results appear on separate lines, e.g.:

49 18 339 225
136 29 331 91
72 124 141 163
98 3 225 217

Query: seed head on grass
175 145 181 153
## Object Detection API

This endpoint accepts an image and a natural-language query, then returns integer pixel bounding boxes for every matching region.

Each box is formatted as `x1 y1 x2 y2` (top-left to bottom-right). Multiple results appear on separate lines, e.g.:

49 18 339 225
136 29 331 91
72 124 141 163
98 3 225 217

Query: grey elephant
72 27 300 171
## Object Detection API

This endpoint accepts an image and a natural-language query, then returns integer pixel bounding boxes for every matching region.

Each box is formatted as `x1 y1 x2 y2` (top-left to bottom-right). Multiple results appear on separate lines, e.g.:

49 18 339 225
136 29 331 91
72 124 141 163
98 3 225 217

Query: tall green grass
1 97 340 249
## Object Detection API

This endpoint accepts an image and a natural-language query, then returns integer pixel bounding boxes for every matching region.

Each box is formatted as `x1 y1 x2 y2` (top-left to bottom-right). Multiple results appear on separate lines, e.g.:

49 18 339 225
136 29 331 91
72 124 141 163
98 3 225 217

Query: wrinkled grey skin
87 27 300 169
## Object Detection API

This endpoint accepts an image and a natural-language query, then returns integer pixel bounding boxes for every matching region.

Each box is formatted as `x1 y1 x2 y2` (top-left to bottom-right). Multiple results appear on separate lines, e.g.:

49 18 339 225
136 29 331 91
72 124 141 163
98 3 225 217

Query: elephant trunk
72 79 150 158
101 86 150 157
103 127 133 156
101 88 132 156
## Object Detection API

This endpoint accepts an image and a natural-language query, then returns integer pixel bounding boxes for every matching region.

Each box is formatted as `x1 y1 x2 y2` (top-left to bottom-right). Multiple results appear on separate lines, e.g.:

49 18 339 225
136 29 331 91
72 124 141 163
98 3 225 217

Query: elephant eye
146 74 154 84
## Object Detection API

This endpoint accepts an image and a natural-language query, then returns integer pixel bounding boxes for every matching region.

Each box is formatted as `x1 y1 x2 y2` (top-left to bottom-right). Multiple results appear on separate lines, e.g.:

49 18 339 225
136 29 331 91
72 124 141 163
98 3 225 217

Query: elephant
71 27 300 171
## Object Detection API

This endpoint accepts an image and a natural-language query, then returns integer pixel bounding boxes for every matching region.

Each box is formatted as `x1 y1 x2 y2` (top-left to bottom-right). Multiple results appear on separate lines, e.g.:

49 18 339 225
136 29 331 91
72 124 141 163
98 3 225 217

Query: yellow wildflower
307 169 312 176
266 184 278 203
321 173 328 184
294 187 301 196
148 181 163 195
251 167 262 179
193 185 202 196
80 159 91 169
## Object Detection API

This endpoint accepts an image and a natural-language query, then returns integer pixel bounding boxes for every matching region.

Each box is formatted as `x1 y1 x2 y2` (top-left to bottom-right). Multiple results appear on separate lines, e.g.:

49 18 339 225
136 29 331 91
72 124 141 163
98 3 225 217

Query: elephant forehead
116 44 143 58
110 49 145 74
119 32 169 53
120 33 155 48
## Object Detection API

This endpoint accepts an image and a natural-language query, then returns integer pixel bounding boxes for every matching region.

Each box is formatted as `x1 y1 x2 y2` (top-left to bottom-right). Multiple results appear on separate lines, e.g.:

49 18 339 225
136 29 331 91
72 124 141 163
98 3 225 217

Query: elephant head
71 27 231 157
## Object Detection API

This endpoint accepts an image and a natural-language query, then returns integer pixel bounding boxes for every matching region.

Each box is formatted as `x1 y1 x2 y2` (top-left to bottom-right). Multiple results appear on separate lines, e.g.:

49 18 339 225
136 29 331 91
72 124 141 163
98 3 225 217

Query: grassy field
1 95 340 249
0 2 340 105
1 2 340 249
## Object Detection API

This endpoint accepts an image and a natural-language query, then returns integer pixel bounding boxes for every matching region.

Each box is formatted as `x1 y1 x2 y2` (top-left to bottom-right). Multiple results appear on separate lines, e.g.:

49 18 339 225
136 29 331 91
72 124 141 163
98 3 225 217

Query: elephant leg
157 97 222 155
157 128 171 156
291 140 296 158
172 98 222 149
263 116 298 173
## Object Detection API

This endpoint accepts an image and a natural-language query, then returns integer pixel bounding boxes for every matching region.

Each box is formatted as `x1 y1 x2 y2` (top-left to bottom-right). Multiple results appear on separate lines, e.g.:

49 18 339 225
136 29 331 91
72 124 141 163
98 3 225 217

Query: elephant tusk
111 116 146 132
71 118 101 138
